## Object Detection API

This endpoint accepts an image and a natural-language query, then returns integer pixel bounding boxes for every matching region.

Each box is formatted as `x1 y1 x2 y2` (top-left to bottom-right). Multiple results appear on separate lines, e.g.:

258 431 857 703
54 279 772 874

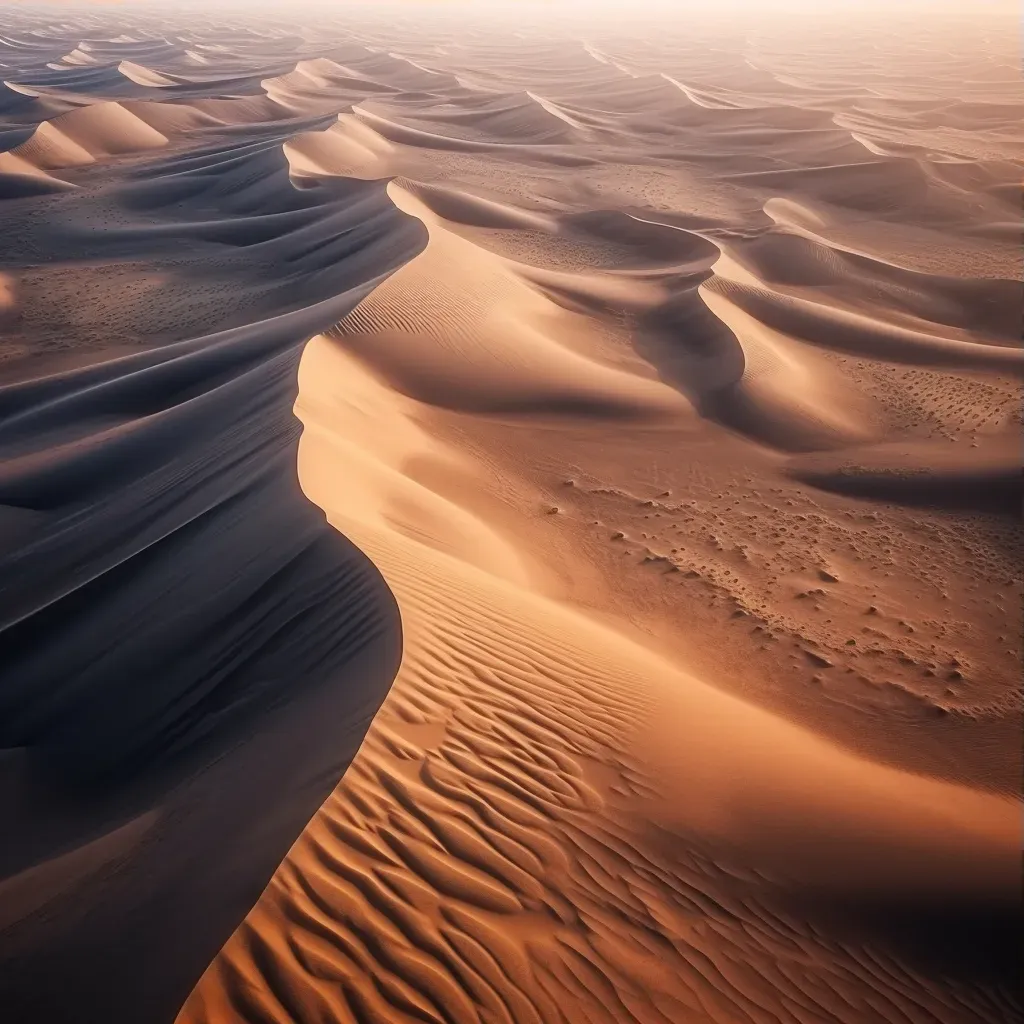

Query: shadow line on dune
0 151 428 1024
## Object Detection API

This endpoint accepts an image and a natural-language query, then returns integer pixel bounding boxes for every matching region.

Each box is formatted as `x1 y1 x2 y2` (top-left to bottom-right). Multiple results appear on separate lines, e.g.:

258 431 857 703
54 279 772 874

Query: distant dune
0 4 1020 1024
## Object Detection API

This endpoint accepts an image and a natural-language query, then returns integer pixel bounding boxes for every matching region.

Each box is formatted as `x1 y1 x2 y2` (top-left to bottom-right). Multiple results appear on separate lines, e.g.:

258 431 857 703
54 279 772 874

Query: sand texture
0 4 1020 1023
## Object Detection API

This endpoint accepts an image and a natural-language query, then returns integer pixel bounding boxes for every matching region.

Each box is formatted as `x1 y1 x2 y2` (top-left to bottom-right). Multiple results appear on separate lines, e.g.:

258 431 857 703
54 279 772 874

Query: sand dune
0 101 168 177
366 91 587 145
263 58 397 115
0 115 425 1019
0 4 1020 1024
330 184 689 418
787 434 1022 513
284 113 395 179
180 415 1018 1023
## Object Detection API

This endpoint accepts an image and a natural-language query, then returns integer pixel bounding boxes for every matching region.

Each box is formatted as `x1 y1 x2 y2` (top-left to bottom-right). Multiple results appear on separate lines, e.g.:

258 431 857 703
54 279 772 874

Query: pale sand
0 4 1020 1023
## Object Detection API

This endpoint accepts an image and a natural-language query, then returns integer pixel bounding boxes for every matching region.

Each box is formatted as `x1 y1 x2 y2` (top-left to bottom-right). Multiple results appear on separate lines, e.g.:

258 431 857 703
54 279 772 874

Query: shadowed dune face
0 4 1021 1024
0 75 424 1022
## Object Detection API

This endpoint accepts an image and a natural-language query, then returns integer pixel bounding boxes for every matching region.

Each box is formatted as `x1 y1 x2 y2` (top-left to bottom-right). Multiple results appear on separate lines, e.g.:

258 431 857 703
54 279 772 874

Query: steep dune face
0 5 1021 1024
0 125 423 1021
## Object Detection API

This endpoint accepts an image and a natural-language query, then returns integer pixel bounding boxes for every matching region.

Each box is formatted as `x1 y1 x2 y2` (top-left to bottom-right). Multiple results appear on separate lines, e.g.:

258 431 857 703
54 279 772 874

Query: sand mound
628 269 875 452
332 184 690 418
385 91 584 144
262 58 395 114
57 46 102 67
13 63 140 98
561 209 720 268
787 436 1022 513
187 93 292 126
710 272 1024 374
733 224 1022 344
7 101 168 171
284 114 394 180
351 105 520 153
728 156 994 228
402 180 557 232
117 60 178 88
120 99 222 136
346 51 462 93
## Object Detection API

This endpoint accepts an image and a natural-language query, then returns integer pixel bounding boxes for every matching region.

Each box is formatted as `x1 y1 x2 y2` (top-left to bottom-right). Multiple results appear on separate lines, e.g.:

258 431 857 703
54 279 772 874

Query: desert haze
0 2 1020 1023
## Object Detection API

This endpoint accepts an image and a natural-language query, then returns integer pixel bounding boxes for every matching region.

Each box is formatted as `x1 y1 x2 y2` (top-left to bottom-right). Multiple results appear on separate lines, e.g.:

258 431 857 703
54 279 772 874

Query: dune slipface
0 4 1021 1024
0 52 424 1021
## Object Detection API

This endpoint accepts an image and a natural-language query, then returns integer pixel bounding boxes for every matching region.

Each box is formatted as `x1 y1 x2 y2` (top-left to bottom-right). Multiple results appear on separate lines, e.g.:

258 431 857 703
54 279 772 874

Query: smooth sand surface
0 4 1020 1023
